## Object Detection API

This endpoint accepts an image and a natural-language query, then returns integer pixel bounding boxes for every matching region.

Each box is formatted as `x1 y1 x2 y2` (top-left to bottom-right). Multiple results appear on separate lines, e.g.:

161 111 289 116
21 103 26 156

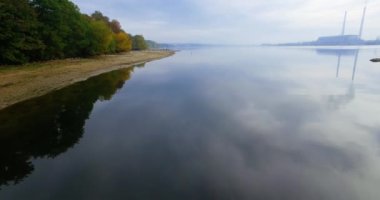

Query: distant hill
145 40 160 49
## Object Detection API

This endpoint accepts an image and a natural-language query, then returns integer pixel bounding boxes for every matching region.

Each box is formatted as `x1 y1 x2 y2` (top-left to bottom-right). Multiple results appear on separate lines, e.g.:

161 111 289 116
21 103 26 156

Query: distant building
310 7 366 46
315 35 364 45
273 6 380 46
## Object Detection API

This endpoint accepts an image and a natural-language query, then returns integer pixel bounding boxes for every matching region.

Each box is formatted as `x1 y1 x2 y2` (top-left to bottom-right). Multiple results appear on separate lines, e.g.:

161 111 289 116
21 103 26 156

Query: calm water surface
1 47 380 199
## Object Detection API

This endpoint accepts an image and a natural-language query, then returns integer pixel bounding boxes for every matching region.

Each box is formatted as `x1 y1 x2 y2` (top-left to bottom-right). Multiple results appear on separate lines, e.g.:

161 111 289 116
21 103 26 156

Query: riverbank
0 50 174 110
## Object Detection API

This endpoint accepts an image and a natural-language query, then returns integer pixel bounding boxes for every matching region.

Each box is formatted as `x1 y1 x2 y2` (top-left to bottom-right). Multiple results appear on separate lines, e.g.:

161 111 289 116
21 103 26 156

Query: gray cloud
71 0 380 44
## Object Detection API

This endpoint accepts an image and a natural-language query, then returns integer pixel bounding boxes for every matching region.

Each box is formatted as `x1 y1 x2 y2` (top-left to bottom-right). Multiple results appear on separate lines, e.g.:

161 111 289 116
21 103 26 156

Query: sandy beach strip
0 50 174 110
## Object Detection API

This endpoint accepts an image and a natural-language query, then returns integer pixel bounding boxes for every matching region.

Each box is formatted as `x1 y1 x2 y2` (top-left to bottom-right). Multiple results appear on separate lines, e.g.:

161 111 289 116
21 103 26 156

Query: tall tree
0 0 145 65
0 0 43 64
110 20 122 34
30 0 88 59
91 11 110 25
88 20 114 54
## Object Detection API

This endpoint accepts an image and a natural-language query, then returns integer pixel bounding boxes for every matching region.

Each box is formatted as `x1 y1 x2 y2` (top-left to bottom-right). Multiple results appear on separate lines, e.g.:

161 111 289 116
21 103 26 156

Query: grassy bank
0 50 174 110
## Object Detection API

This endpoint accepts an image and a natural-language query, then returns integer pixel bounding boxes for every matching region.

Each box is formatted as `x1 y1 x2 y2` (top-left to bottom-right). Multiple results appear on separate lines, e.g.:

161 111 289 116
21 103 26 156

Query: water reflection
1 47 380 199
315 48 359 80
315 48 359 109
0 66 138 188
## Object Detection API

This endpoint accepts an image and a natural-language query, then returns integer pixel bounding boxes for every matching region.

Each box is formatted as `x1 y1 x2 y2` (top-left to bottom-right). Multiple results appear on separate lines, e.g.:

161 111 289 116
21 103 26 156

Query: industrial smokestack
359 6 367 38
341 11 347 35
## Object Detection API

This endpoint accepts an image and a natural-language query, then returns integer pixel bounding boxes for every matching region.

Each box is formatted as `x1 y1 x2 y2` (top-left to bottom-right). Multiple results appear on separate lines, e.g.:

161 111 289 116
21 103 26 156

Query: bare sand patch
0 50 174 110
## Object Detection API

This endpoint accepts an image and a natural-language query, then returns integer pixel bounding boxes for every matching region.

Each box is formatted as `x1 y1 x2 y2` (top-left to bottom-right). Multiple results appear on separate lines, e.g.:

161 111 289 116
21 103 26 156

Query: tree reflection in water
0 65 142 188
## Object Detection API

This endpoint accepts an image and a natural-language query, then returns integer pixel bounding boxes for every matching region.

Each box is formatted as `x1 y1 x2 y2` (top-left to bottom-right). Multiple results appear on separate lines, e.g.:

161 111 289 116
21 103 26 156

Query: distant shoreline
0 50 174 110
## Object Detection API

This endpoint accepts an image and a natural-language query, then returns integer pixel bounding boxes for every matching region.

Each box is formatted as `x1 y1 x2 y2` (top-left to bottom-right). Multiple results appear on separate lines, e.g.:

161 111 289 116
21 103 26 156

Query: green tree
89 20 114 54
0 0 43 64
91 11 110 24
30 0 89 59
132 35 148 50
0 0 148 65
73 14 98 57
89 11 119 54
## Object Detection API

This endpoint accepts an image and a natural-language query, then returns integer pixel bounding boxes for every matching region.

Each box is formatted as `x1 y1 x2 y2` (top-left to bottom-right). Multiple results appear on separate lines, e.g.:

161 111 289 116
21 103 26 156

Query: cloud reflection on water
1 47 380 200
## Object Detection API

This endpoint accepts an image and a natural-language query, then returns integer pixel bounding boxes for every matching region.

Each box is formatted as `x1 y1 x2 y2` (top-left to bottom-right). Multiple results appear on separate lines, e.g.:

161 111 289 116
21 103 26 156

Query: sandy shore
0 50 174 110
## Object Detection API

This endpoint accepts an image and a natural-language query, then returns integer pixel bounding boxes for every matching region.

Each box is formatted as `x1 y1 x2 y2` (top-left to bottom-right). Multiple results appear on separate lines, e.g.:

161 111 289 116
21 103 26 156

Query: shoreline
0 50 174 110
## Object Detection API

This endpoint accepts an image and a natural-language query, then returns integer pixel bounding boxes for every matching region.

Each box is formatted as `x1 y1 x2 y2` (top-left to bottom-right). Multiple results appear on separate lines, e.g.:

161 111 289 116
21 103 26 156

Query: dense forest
0 0 149 65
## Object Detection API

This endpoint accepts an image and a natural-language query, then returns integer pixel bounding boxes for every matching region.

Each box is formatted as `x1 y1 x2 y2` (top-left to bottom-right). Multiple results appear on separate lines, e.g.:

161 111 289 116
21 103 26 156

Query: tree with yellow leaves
114 32 132 52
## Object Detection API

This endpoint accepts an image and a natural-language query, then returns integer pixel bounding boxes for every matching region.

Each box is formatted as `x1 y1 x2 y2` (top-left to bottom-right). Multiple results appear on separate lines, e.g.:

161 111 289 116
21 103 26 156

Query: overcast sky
71 0 380 44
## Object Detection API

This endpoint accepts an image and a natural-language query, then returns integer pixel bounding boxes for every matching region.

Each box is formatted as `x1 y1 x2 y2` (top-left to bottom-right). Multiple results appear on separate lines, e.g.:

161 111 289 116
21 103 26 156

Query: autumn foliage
0 0 148 65
115 32 132 52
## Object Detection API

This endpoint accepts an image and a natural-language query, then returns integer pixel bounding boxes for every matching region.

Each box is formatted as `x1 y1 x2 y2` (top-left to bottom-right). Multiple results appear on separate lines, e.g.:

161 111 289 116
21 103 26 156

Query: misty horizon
71 0 380 44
